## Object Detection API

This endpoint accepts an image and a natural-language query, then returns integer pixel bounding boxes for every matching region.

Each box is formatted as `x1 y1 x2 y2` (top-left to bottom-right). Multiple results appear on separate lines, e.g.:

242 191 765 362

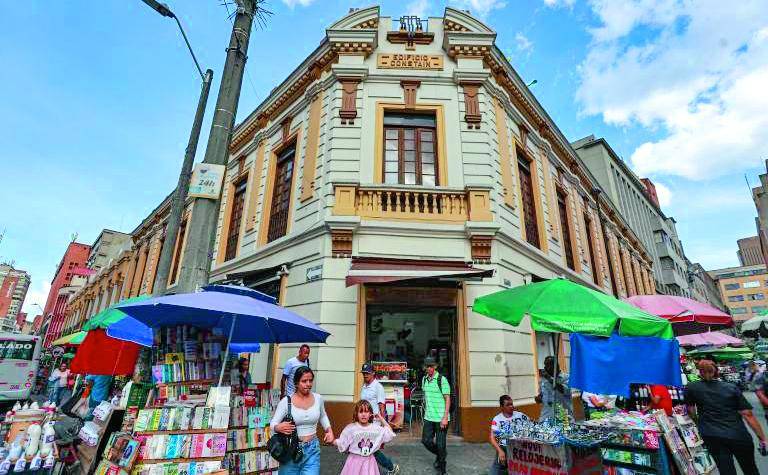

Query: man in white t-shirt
280 344 310 397
359 363 399 475
489 395 529 475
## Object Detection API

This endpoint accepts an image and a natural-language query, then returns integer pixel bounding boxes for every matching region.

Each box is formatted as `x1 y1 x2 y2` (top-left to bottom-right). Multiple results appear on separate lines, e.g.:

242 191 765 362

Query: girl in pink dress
334 400 396 475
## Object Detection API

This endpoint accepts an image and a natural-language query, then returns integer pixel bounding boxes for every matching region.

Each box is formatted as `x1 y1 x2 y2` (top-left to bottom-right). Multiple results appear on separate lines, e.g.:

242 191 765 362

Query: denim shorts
278 438 320 475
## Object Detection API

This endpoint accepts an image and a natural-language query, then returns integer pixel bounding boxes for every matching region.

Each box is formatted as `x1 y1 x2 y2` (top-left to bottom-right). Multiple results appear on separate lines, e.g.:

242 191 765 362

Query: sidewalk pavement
320 435 497 474
320 394 768 474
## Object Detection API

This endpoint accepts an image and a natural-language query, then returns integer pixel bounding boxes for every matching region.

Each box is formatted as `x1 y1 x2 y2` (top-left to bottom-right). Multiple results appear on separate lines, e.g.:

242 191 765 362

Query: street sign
188 163 226 199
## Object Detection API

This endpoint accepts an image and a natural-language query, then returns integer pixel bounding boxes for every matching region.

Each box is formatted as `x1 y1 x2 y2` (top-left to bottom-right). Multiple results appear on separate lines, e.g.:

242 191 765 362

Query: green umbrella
82 295 149 331
472 278 674 339
51 331 88 346
687 346 754 361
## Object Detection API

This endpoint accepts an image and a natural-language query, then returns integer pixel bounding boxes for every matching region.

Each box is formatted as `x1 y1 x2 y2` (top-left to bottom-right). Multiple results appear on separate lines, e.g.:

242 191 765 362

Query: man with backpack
421 356 450 474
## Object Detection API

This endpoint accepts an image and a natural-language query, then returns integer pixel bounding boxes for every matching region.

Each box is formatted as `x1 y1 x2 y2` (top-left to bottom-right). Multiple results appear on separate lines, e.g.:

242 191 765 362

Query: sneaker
387 465 400 475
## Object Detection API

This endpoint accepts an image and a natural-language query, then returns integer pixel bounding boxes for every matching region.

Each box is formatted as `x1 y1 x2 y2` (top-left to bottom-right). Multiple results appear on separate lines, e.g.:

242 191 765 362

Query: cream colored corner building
208 6 655 441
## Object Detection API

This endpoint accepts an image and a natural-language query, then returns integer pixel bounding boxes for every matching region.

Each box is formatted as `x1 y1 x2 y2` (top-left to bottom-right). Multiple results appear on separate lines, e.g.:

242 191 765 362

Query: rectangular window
517 157 540 249
224 179 248 261
731 307 747 314
748 293 765 301
383 113 438 186
169 219 188 285
744 281 761 288
557 191 575 270
729 295 745 302
583 209 600 285
661 257 674 270
267 144 296 243
724 283 740 290
752 306 767 313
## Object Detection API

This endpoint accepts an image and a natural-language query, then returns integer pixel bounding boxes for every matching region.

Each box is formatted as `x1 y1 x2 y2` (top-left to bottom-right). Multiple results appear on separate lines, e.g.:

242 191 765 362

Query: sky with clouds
2 0 766 318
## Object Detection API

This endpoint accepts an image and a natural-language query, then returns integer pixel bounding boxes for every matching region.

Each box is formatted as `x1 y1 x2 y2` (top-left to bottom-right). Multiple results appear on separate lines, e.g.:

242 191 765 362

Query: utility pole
153 69 213 294
176 0 257 292
140 0 216 296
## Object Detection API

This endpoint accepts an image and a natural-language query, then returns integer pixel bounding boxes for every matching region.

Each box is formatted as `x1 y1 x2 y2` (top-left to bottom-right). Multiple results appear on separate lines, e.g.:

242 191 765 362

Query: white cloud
21 279 51 318
407 0 431 18
653 181 672 207
449 0 507 18
543 0 575 7
515 32 533 53
576 0 768 181
281 0 314 8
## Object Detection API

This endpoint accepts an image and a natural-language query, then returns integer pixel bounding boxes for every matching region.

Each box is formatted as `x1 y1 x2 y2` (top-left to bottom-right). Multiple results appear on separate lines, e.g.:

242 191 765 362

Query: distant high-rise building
752 160 768 267
738 236 763 266
41 241 91 347
709 263 768 323
0 264 30 332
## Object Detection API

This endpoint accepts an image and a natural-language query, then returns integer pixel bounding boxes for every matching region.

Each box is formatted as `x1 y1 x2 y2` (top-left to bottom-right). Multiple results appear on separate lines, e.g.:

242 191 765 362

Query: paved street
318 396 768 474
740 392 768 475
320 434 497 474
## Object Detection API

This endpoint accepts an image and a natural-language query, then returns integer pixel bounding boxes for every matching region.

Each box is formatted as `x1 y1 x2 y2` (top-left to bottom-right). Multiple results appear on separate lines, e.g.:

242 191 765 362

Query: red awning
345 257 493 287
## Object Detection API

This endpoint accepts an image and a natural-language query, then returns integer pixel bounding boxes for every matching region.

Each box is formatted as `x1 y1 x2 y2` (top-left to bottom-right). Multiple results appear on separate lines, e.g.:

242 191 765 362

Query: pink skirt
340 453 380 475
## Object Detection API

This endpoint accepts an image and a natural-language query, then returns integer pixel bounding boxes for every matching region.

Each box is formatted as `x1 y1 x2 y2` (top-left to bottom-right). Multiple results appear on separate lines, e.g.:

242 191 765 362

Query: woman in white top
270 366 334 475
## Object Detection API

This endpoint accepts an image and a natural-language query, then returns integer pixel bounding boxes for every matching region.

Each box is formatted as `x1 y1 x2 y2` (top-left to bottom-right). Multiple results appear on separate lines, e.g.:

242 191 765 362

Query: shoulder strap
284 396 293 422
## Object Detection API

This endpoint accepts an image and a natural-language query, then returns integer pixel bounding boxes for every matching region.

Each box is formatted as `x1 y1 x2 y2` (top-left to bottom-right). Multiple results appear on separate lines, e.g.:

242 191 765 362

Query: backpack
422 374 448 395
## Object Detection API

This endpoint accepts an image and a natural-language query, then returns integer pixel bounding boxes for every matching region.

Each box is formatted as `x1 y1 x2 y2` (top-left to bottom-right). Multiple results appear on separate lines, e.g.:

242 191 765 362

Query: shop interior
366 287 460 435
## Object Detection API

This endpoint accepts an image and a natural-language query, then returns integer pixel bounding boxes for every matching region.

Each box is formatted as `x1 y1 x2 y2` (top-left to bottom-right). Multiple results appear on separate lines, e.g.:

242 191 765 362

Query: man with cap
421 356 450 474
360 363 400 474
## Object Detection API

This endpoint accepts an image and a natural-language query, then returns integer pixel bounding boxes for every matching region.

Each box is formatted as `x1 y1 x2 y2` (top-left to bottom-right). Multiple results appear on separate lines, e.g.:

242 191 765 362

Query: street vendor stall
58 285 329 475
473 279 718 474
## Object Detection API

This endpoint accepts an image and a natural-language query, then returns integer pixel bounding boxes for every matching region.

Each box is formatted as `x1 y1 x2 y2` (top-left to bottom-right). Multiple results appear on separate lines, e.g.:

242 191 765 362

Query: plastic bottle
39 423 55 458
28 454 41 471
11 403 20 413
12 458 25 473
29 402 39 410
23 424 41 458
0 457 11 475
8 434 23 462
4 410 13 423
20 403 28 411
43 454 55 469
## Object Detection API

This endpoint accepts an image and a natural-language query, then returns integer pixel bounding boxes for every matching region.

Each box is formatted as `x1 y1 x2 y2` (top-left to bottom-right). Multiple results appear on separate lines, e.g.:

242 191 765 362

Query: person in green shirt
420 356 450 474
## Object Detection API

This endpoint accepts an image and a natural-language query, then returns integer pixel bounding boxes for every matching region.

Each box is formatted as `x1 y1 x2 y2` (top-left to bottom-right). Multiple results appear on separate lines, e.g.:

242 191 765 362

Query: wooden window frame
266 144 297 243
382 117 438 186
583 210 600 286
556 189 576 271
168 217 188 286
374 103 448 186
516 152 541 249
258 132 301 247
224 176 249 262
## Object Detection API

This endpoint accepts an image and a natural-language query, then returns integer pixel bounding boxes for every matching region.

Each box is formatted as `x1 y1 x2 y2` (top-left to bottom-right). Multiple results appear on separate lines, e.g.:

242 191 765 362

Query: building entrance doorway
364 285 460 435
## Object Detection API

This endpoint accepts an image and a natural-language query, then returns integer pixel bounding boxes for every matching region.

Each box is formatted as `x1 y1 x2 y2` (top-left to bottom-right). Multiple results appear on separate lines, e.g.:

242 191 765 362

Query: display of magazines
224 389 281 474
655 411 715 474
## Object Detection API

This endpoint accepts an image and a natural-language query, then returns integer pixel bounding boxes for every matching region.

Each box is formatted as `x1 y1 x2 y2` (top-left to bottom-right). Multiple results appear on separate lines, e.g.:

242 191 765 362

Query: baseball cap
360 363 374 374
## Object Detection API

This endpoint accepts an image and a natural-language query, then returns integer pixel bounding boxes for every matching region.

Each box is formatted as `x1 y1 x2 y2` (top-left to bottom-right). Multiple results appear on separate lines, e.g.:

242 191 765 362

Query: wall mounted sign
188 163 226 199
377 53 443 70
306 265 323 282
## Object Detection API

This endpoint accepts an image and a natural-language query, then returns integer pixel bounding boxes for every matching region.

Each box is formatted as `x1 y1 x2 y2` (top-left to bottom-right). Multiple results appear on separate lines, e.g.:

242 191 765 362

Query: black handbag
267 396 301 463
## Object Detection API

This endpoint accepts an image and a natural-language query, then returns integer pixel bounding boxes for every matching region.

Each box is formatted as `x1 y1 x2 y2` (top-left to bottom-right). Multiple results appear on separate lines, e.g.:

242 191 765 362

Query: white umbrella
741 314 768 332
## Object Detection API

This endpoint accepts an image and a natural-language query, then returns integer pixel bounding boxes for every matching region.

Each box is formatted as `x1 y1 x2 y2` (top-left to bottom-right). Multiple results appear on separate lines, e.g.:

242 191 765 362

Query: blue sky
2 0 767 316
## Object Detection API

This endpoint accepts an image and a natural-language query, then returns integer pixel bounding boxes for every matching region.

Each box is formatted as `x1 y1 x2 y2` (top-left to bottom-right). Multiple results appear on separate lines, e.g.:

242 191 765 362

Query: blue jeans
375 450 395 470
490 455 507 475
278 438 320 475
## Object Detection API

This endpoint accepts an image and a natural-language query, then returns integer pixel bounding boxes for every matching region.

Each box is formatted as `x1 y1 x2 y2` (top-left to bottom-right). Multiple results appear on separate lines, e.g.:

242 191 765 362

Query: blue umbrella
107 284 330 379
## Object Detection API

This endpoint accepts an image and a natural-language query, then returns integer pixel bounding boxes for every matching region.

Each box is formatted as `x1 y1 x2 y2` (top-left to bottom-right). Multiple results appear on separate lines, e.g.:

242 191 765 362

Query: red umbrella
625 295 733 336
70 329 140 376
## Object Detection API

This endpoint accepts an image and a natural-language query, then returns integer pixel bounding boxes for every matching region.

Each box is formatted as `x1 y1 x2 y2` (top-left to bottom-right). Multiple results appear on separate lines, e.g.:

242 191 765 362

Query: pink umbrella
624 295 733 335
676 331 743 347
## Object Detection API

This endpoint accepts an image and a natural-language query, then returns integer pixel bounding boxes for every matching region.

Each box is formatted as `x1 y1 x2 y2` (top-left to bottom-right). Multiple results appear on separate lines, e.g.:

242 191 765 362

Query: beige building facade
709 264 768 323
207 7 655 441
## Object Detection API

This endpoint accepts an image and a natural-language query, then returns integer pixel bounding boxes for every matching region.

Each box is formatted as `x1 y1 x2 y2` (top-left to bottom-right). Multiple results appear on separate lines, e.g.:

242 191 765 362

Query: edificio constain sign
188 163 226 199
377 53 444 70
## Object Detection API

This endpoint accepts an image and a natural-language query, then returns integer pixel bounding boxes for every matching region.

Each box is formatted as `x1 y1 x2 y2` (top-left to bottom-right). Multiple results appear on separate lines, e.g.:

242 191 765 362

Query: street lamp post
141 1 214 296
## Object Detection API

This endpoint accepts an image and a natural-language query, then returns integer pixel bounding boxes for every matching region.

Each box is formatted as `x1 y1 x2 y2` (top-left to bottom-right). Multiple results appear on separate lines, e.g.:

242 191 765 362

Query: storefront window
383 113 438 186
